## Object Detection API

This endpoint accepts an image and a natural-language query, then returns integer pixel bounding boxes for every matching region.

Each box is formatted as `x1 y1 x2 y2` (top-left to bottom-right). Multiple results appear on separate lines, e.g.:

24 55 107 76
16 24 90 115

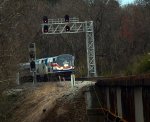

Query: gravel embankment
10 81 94 122
40 81 94 122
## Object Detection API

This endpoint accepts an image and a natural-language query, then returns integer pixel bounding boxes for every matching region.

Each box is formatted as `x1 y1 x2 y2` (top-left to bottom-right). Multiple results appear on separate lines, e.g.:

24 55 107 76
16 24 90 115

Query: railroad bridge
85 74 150 122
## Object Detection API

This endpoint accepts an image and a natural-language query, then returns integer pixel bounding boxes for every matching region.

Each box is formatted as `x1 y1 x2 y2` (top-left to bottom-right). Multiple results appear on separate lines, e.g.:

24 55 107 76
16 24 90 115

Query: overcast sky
121 0 135 5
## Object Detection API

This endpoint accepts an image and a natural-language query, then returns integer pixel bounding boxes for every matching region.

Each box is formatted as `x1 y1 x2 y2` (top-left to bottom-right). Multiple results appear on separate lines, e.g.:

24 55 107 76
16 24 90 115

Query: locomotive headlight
64 63 68 67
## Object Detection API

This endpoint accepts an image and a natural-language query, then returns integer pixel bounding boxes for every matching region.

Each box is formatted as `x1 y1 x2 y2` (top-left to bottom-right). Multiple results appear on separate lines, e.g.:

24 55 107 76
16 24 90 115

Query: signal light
29 51 35 59
64 15 69 22
65 25 70 31
30 60 36 71
29 43 34 48
43 16 48 23
44 25 48 33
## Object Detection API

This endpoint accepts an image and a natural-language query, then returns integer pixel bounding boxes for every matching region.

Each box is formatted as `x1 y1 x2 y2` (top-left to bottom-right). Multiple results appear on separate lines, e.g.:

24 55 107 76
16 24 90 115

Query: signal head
65 25 70 31
29 43 35 48
43 25 48 33
64 15 69 22
29 51 35 59
43 16 48 23
30 60 36 71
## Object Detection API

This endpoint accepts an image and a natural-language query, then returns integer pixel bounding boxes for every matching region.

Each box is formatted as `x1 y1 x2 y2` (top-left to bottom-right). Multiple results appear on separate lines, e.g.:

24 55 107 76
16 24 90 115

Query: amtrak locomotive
20 54 75 81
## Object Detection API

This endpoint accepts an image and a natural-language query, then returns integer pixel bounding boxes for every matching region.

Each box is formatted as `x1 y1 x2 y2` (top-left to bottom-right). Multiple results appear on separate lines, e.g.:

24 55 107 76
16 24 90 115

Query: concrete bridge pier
116 87 122 118
134 87 144 122
106 88 110 111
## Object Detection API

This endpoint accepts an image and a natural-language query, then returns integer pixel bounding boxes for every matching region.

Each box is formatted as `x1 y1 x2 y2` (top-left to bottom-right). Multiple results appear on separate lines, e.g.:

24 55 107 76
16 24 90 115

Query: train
20 54 75 82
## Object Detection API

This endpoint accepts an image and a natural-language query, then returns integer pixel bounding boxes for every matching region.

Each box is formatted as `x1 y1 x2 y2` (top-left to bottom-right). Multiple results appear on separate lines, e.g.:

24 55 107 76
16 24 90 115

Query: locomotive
20 54 75 81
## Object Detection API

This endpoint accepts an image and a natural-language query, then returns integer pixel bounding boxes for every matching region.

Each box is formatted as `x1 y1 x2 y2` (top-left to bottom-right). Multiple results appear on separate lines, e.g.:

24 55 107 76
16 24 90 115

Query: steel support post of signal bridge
85 21 97 77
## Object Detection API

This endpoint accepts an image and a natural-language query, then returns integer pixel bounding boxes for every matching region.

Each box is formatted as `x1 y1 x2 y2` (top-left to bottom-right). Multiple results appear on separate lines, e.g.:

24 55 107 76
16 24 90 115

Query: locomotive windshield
56 54 74 67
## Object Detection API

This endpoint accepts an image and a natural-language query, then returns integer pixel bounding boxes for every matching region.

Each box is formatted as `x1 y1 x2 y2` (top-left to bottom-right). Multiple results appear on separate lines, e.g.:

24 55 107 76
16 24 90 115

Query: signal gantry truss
41 17 97 77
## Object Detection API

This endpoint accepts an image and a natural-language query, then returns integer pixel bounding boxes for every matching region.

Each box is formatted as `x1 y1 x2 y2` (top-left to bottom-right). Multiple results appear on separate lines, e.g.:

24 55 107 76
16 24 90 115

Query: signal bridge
41 17 97 77
48 17 79 23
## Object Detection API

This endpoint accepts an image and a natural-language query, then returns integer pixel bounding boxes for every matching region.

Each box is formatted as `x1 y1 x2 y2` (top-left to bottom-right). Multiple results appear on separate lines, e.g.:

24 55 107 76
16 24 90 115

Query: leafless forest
0 0 150 82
